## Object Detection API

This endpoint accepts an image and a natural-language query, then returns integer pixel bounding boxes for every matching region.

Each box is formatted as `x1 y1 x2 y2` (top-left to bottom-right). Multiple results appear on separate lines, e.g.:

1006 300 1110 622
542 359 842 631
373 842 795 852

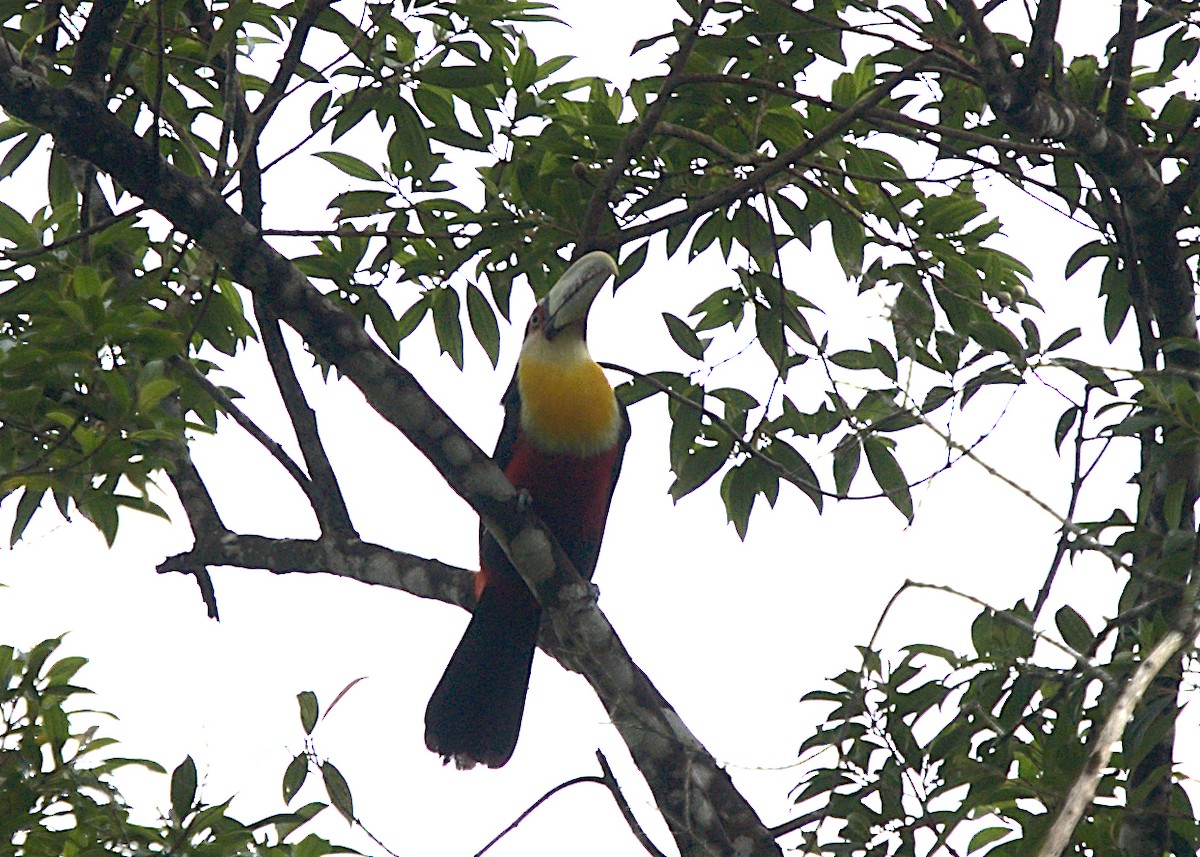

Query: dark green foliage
791 617 1200 855
0 636 353 856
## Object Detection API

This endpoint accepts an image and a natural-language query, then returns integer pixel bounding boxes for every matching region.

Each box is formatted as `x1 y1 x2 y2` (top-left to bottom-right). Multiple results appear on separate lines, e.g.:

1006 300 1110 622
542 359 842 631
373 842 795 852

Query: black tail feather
423 584 541 769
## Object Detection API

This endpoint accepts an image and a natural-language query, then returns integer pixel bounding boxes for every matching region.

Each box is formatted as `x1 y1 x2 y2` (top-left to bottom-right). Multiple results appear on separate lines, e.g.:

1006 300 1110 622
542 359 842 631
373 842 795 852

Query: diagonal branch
72 0 129 96
226 32 357 541
0 47 779 856
1106 0 1138 130
578 0 715 245
169 356 315 496
251 0 335 131
1015 0 1061 111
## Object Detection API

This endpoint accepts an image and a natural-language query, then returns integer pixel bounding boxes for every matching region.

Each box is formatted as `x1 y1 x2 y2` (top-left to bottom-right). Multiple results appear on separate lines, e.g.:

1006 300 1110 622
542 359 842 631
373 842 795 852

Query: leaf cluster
793 605 1200 856
0 634 354 856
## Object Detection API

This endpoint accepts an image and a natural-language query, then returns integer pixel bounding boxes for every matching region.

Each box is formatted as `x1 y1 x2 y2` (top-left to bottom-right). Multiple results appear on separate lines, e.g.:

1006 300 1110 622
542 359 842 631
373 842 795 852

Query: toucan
424 251 630 769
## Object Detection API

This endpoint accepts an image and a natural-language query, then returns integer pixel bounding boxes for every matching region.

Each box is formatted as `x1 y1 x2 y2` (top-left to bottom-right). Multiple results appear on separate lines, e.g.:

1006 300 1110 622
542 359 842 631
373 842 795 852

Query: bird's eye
527 306 545 333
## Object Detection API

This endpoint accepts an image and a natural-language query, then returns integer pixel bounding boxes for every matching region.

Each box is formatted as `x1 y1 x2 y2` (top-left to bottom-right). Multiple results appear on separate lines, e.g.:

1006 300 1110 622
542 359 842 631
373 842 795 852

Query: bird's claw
516 488 534 511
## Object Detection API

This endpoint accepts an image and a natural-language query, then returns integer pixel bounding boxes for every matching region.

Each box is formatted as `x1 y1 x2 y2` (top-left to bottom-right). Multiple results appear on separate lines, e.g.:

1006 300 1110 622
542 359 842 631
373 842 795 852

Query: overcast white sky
0 1 1183 855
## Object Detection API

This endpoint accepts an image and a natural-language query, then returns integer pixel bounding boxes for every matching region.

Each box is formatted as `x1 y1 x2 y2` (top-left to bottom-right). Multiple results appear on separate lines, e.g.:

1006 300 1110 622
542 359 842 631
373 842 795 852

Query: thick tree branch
72 0 129 96
0 47 778 856
158 533 477 610
1106 0 1138 130
1016 0 1060 111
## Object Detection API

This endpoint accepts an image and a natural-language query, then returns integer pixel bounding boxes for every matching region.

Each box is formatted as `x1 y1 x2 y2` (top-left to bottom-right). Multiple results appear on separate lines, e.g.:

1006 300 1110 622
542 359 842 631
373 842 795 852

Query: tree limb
1016 0 1060 111
157 533 476 611
72 0 129 96
1106 0 1138 130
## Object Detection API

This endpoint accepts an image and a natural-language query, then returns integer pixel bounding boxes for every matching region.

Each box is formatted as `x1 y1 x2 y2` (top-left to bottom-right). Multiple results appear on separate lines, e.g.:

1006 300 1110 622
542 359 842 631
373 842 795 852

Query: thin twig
169 356 314 493
1033 386 1091 621
594 751 669 857
473 776 607 857
868 579 1115 690
913 407 1133 573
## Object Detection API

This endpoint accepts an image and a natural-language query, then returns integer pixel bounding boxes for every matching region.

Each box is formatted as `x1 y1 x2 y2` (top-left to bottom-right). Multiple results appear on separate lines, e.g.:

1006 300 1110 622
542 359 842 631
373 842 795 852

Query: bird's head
520 251 619 355
515 251 621 454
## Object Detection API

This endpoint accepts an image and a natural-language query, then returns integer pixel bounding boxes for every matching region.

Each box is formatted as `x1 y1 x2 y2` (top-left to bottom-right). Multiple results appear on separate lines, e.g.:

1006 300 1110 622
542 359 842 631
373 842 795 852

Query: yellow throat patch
517 337 620 456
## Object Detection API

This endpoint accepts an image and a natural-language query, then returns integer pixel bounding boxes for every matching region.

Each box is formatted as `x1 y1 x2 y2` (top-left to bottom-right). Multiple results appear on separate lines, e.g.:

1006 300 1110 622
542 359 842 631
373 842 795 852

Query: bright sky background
0 1 1185 855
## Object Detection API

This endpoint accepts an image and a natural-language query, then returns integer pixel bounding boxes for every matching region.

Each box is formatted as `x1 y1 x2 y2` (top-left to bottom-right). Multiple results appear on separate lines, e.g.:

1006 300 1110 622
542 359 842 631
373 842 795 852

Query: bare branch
169 356 315 497
157 533 476 611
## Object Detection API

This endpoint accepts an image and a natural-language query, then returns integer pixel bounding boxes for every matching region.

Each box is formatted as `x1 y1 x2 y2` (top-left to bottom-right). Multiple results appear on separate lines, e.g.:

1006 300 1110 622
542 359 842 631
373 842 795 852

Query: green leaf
1064 240 1108 280
420 62 498 89
616 242 648 289
0 198 37 245
136 379 179 413
828 206 865 278
465 284 500 367
313 152 383 182
0 131 40 179
864 436 912 522
719 462 757 540
430 287 464 368
1099 257 1131 343
663 312 707 360
670 436 731 502
9 487 45 547
72 266 106 299
320 762 354 823
283 753 309 804
829 349 876 371
968 826 1011 853
833 438 860 497
394 293 431 350
170 756 198 820
1054 605 1093 653
298 691 319 735
767 440 823 511
1054 406 1079 453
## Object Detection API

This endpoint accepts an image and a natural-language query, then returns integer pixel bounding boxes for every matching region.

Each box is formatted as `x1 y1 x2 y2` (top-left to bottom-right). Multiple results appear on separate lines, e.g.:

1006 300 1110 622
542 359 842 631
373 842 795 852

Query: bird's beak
542 251 619 339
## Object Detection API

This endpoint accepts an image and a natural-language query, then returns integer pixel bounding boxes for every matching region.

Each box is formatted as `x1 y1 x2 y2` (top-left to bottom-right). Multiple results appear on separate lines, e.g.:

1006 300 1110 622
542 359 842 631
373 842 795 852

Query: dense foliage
0 634 352 856
0 0 1198 854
